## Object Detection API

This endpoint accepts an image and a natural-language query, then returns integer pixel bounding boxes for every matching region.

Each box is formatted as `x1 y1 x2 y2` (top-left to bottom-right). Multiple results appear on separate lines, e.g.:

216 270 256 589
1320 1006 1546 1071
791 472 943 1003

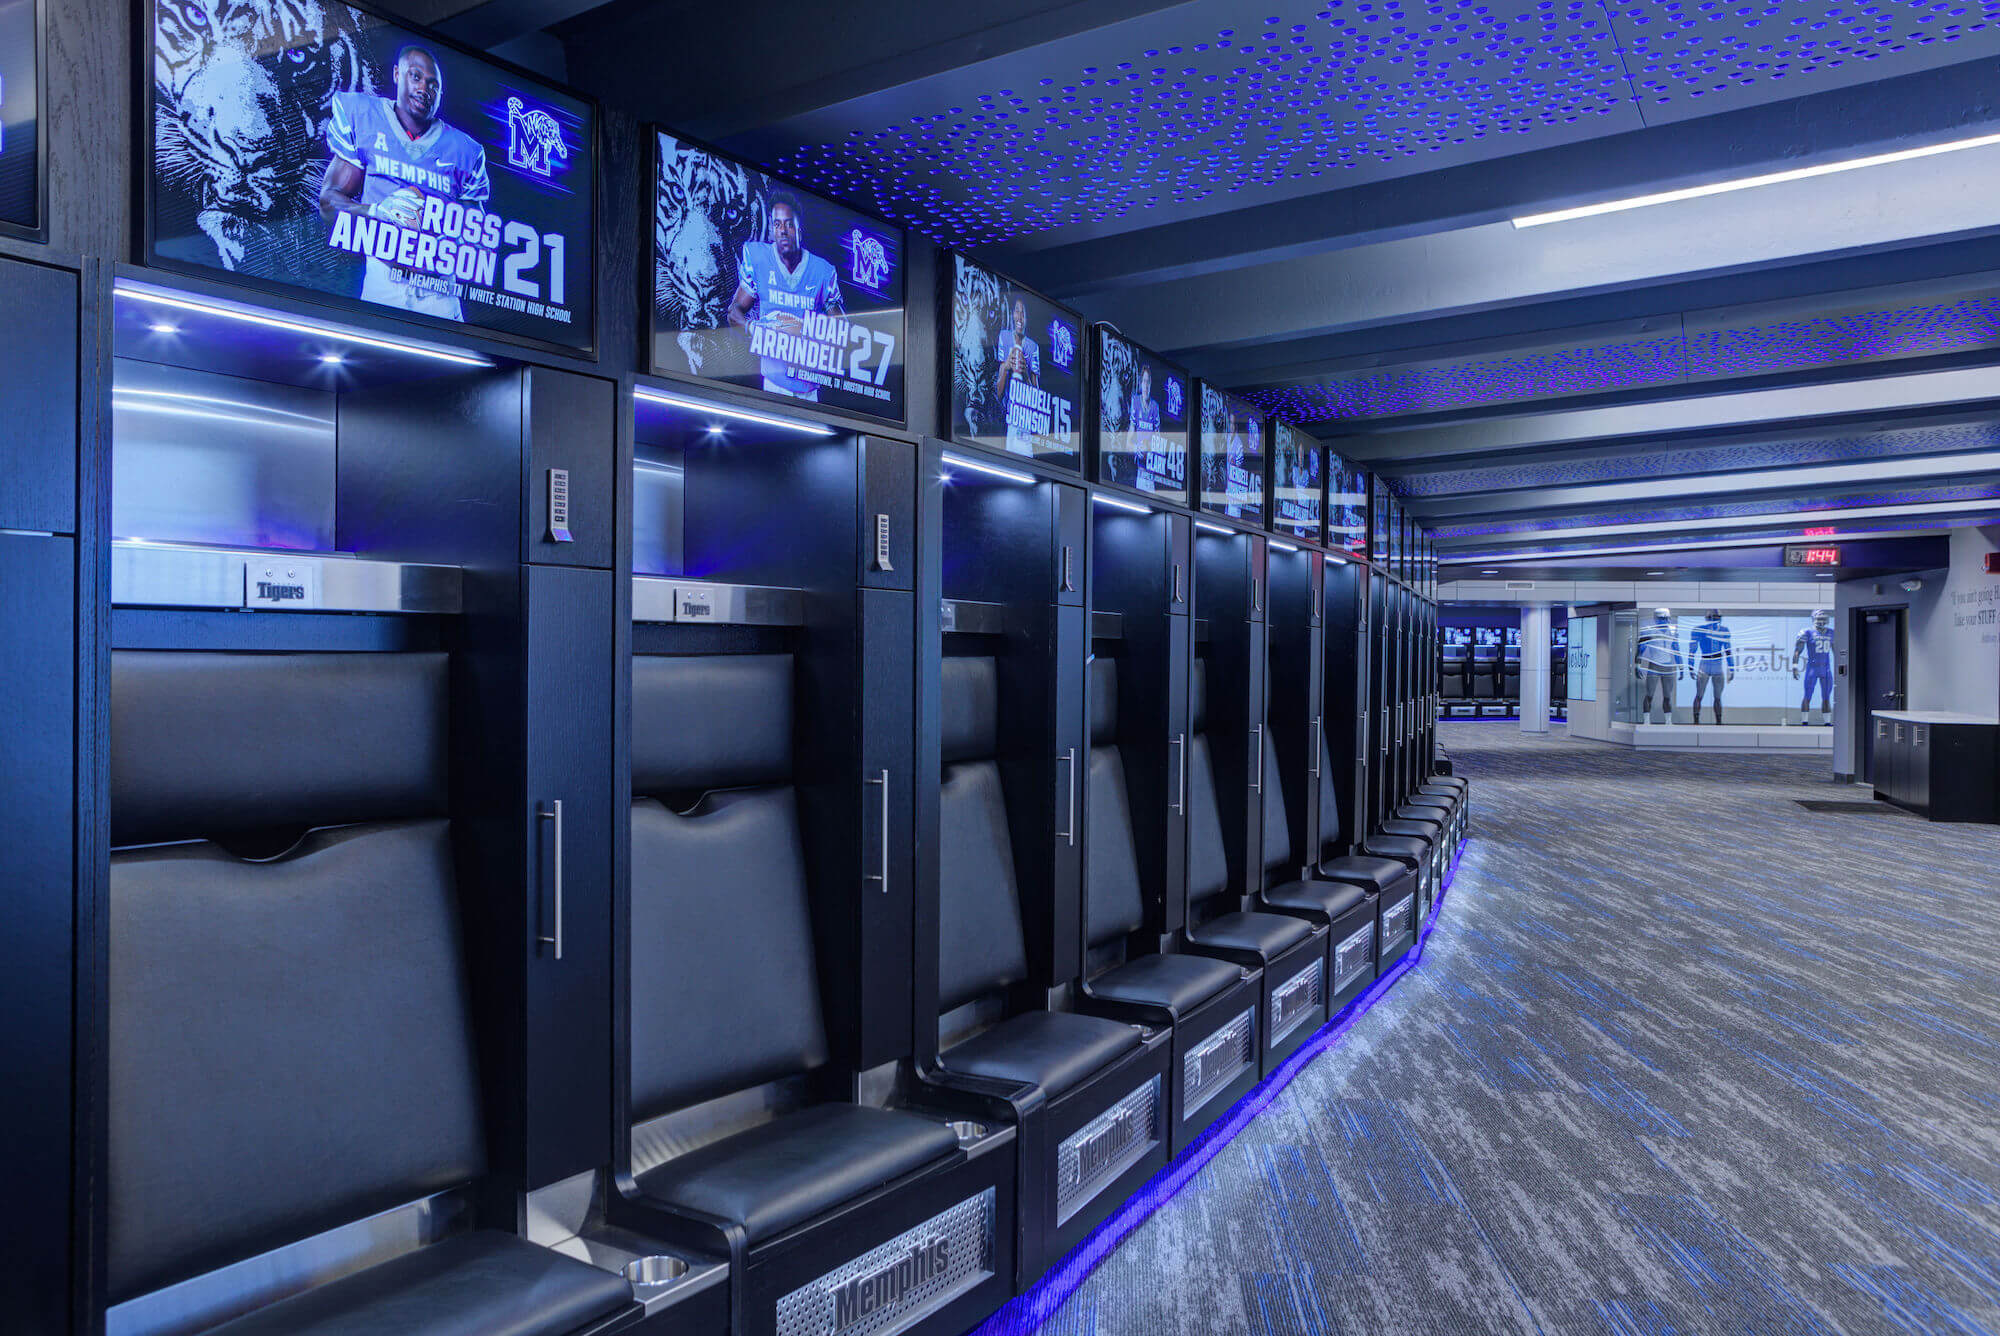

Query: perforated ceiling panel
1434 480 2000 536
737 0 2000 249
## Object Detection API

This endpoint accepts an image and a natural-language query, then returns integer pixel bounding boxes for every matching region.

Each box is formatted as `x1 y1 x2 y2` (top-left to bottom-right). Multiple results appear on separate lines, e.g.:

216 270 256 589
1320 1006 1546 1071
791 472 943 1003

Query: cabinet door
1163 620 1192 933
0 534 73 1332
858 437 916 590
1055 484 1087 607
524 368 616 570
1167 513 1191 614
857 587 916 1066
522 564 614 1186
1049 604 1087 980
0 258 77 534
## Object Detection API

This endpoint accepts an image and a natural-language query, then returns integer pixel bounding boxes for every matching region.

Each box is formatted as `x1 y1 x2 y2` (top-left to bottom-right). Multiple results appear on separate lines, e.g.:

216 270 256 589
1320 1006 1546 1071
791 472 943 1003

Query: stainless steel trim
540 801 564 960
865 770 890 891
111 541 460 614
1058 748 1078 846
631 576 807 626
940 599 1008 635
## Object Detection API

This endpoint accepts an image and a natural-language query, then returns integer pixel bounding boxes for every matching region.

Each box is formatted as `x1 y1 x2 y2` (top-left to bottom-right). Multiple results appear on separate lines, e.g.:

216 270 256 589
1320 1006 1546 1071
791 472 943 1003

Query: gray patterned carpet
1038 723 2000 1336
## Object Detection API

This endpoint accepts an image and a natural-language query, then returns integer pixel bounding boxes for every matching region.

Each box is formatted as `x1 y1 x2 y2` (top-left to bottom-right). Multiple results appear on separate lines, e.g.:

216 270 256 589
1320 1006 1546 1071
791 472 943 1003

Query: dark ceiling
394 0 2000 565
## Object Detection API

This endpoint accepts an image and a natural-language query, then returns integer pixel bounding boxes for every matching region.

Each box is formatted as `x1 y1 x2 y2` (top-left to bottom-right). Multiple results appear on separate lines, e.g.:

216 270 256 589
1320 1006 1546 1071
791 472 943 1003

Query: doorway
1853 607 1908 783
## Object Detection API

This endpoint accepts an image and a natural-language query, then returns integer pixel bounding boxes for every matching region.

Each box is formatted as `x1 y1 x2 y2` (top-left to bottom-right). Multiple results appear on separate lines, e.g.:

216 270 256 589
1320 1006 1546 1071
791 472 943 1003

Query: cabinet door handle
864 770 890 892
538 801 564 961
1251 725 1264 793
1172 562 1184 605
1310 717 1322 778
1057 748 1078 846
1171 733 1187 814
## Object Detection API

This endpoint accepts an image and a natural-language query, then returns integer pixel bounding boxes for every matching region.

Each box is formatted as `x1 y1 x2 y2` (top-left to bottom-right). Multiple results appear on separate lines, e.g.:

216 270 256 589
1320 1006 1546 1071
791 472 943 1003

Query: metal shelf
632 577 806 626
112 541 462 614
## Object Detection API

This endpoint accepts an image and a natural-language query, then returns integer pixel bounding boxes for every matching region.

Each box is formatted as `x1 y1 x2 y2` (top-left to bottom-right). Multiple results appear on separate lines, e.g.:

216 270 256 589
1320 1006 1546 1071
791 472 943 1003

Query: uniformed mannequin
1634 607 1681 724
1687 609 1735 724
1792 608 1835 726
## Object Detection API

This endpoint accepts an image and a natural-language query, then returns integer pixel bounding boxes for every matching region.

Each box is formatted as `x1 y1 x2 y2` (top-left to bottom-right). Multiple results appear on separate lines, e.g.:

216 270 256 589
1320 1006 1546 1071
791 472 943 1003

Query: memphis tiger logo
844 228 892 293
506 96 568 178
1048 319 1075 371
1164 376 1184 419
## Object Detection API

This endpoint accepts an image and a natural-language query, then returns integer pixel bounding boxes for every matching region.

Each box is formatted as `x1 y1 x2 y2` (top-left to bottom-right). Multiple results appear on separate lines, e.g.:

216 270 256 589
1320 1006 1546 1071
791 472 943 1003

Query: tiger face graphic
1097 334 1136 436
950 259 1004 437
152 0 372 274
655 139 766 374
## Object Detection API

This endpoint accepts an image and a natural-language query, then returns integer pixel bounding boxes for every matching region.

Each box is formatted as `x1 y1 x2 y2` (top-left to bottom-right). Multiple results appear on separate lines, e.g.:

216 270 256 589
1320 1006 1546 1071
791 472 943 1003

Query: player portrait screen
948 254 1081 470
1328 451 1368 558
1094 327 1189 501
0 0 38 232
652 132 906 421
148 0 594 350
1271 420 1322 543
1197 383 1266 523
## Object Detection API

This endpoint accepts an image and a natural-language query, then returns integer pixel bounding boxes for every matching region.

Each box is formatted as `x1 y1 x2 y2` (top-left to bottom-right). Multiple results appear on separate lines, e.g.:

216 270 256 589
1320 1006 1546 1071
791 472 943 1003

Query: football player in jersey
995 295 1041 453
320 45 491 320
1792 608 1836 725
728 193 844 401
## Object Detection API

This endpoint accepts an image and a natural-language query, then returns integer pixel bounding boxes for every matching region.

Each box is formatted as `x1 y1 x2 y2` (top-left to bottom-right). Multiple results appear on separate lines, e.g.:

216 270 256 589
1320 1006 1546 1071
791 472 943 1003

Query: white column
1520 604 1552 734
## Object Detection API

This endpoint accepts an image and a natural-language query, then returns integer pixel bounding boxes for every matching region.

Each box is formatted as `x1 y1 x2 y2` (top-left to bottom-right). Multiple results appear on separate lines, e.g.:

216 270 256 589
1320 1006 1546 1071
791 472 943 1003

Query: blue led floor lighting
969 835 1472 1336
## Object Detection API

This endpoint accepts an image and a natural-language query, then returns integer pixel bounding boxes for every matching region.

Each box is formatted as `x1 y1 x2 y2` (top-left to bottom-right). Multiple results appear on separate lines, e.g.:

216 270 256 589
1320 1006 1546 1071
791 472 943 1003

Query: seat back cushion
1261 731 1293 873
109 820 483 1302
631 788 829 1117
1186 734 1230 909
1085 744 1146 947
633 653 793 794
110 651 449 847
938 657 1030 1011
1318 726 1343 854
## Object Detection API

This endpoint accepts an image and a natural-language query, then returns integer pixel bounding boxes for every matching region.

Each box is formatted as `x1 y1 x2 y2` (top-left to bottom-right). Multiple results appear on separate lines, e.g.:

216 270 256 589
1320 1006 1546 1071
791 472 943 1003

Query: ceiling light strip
631 386 834 436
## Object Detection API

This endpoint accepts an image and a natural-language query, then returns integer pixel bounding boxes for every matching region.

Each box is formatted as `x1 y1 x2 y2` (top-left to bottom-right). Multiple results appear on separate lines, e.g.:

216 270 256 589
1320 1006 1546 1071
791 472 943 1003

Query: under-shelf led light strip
940 451 1036 484
116 284 493 367
631 385 834 436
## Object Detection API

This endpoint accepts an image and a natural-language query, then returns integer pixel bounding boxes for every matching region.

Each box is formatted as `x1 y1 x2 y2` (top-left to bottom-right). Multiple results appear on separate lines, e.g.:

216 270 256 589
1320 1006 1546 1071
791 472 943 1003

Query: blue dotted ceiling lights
758 0 1998 249
1249 287 2000 424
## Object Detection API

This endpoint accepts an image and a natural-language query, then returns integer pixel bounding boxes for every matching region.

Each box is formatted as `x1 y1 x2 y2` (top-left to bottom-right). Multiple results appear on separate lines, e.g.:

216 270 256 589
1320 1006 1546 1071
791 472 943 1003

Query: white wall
1833 525 2000 776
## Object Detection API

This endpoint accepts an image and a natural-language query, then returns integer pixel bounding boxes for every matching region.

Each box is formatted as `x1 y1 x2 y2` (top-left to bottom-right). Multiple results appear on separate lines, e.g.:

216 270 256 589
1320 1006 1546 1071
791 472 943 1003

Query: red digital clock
1783 545 1842 567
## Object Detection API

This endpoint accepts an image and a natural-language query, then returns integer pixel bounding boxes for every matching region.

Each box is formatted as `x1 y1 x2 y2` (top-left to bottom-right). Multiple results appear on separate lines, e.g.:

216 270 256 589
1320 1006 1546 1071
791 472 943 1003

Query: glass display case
1610 607 1834 726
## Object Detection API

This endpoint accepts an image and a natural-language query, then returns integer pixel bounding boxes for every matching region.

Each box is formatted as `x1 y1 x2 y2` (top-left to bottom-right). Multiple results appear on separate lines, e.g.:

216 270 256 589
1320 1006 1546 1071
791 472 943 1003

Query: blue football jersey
997 329 1040 381
327 93 490 210
739 241 843 394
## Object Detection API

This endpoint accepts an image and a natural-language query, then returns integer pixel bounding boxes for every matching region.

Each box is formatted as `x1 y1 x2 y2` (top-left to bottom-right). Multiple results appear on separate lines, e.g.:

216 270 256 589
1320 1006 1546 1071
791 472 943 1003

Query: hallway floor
1034 724 2000 1335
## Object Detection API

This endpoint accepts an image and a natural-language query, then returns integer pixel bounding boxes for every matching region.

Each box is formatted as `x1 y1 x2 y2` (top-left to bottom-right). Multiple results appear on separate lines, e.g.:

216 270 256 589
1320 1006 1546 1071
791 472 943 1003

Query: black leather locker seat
108 652 627 1336
629 655 958 1243
942 1011 1141 1098
635 1105 957 1246
1191 906 1312 955
1078 658 1246 1020
936 656 1144 1093
1088 951 1243 1017
1264 878 1369 921
1311 725 1421 895
1364 832 1433 866
204 1233 630 1336
1383 817 1440 841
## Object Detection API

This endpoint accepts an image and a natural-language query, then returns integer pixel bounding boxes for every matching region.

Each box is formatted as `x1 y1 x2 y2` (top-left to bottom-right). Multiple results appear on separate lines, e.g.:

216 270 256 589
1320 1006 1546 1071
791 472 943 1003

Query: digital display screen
1270 420 1322 543
1474 628 1500 648
652 132 904 420
1444 628 1470 648
1197 383 1266 522
1329 451 1368 558
1095 326 1189 501
1784 545 1842 567
1567 615 1597 700
0 0 36 235
1371 478 1390 565
947 254 1080 468
149 0 595 350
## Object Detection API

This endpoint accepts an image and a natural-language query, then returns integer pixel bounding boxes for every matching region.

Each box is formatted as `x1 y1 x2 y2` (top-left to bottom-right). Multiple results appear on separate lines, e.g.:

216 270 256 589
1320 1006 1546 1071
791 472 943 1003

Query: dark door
1857 608 1906 783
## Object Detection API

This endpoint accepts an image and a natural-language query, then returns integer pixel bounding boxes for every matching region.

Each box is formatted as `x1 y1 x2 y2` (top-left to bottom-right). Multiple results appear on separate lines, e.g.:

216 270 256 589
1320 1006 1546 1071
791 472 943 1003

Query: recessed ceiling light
1511 130 2000 228
318 353 345 365
148 322 179 334
1480 569 1498 575
1646 570 1667 576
